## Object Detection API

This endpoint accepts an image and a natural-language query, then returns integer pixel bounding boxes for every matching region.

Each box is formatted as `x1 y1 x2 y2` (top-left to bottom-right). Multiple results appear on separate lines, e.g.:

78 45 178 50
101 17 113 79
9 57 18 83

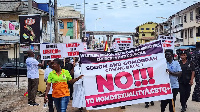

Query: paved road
125 82 200 112
2 77 200 112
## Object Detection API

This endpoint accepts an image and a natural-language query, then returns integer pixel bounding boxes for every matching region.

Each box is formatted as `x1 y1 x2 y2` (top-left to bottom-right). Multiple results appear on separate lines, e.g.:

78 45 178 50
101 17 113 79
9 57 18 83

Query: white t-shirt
44 66 53 94
26 57 39 79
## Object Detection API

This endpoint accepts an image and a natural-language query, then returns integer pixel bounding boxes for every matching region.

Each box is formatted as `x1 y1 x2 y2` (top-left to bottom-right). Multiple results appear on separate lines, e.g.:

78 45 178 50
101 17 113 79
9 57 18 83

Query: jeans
53 96 70 112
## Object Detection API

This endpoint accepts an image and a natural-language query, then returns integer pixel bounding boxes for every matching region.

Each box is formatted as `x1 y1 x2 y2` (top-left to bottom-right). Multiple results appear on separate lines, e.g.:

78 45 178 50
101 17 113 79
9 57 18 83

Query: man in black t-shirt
179 51 195 112
64 57 73 100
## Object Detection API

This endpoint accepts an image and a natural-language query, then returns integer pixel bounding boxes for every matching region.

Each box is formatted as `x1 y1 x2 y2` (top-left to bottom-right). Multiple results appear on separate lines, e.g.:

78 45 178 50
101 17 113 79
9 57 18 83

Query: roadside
1 77 200 112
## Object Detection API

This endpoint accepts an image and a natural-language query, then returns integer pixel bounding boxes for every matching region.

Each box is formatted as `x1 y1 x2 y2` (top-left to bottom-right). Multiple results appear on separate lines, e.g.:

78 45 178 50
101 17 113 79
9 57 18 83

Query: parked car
0 63 27 78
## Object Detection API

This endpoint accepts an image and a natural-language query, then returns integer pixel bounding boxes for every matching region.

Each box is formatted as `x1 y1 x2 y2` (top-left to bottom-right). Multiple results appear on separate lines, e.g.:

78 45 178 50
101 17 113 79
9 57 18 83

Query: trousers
161 88 179 112
28 78 39 103
179 83 191 108
53 96 70 112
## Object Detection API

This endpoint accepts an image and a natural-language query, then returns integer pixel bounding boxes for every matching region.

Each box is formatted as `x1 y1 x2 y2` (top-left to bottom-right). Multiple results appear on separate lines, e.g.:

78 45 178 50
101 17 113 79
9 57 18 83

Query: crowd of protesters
25 46 200 112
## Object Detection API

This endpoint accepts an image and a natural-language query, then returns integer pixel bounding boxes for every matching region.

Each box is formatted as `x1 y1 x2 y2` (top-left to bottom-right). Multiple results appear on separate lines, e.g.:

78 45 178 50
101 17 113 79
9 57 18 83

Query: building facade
0 0 50 66
58 6 84 42
159 2 200 46
135 22 157 45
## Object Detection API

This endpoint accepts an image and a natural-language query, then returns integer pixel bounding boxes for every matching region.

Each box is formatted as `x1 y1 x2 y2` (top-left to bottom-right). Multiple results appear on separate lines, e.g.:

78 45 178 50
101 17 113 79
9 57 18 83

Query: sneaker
28 102 32 106
29 102 35 106
150 101 154 106
33 102 40 106
145 104 149 108
181 108 186 112
121 106 126 109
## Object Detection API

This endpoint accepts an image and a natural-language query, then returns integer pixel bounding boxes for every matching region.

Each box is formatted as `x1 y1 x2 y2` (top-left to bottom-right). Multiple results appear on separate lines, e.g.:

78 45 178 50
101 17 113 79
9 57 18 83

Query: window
184 14 187 23
190 28 193 38
146 28 150 30
185 30 187 39
181 16 183 23
59 21 64 29
67 22 73 29
152 28 154 30
142 34 145 36
151 32 154 36
141 28 144 30
190 11 193 21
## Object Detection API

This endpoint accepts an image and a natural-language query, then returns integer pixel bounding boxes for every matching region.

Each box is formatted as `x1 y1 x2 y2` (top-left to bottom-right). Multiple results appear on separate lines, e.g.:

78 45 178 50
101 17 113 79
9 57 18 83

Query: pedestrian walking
64 57 74 100
26 50 43 106
72 58 86 111
44 58 83 112
44 60 54 112
161 49 182 112
191 48 200 102
178 50 195 112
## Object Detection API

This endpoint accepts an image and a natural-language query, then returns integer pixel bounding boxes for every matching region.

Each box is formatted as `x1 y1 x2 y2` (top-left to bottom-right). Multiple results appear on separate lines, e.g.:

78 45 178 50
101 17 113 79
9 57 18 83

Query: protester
161 49 182 112
145 101 154 108
44 60 54 112
64 57 74 100
44 58 83 112
178 50 195 112
191 48 200 102
26 50 43 106
72 57 86 111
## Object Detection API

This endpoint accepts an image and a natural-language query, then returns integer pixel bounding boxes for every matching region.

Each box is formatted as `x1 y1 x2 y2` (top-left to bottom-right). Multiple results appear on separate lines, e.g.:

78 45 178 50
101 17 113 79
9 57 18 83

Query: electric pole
54 0 59 43
49 0 52 43
28 0 32 14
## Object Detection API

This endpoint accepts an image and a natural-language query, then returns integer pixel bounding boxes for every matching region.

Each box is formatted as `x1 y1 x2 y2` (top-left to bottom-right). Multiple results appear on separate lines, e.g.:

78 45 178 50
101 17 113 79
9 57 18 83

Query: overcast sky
35 0 198 32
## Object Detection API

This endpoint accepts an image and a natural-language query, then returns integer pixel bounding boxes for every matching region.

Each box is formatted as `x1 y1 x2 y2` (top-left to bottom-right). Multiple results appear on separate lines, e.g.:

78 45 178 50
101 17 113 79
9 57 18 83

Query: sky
35 0 198 33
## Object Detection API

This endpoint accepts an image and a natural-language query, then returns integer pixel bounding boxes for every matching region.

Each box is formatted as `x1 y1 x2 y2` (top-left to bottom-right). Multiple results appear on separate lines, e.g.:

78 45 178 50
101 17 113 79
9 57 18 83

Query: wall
183 8 199 29
138 22 157 44
59 19 73 37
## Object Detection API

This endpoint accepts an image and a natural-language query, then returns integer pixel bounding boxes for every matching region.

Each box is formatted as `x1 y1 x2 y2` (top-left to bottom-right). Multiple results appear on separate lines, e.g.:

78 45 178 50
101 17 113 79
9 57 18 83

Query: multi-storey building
135 22 157 45
58 6 84 42
168 2 200 45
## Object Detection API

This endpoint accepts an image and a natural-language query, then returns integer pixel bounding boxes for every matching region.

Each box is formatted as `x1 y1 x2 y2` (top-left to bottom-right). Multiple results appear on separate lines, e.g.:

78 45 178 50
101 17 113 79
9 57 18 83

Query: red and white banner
63 42 85 57
158 35 175 50
40 43 86 60
80 40 172 110
40 44 63 60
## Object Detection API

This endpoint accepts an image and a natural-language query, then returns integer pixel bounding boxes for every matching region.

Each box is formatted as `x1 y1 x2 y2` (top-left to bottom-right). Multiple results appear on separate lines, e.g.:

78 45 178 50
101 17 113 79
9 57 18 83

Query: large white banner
40 44 63 60
80 40 172 110
158 35 175 50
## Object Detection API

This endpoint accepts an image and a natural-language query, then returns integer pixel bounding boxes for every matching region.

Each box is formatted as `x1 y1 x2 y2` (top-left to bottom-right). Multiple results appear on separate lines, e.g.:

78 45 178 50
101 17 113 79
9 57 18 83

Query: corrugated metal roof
58 6 81 19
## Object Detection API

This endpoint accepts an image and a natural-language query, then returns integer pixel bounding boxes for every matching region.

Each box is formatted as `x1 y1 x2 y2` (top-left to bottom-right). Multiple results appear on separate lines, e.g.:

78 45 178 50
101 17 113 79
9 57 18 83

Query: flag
104 41 108 51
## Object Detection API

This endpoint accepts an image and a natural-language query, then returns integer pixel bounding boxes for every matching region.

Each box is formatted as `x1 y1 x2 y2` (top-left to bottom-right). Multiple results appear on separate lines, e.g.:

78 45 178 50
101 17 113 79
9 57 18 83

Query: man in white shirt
26 50 43 106
44 60 54 112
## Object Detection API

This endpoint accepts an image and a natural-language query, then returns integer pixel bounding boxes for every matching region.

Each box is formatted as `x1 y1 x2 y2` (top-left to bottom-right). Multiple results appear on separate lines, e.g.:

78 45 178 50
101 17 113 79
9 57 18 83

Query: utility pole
84 0 86 45
54 0 59 43
28 0 32 14
49 0 52 43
